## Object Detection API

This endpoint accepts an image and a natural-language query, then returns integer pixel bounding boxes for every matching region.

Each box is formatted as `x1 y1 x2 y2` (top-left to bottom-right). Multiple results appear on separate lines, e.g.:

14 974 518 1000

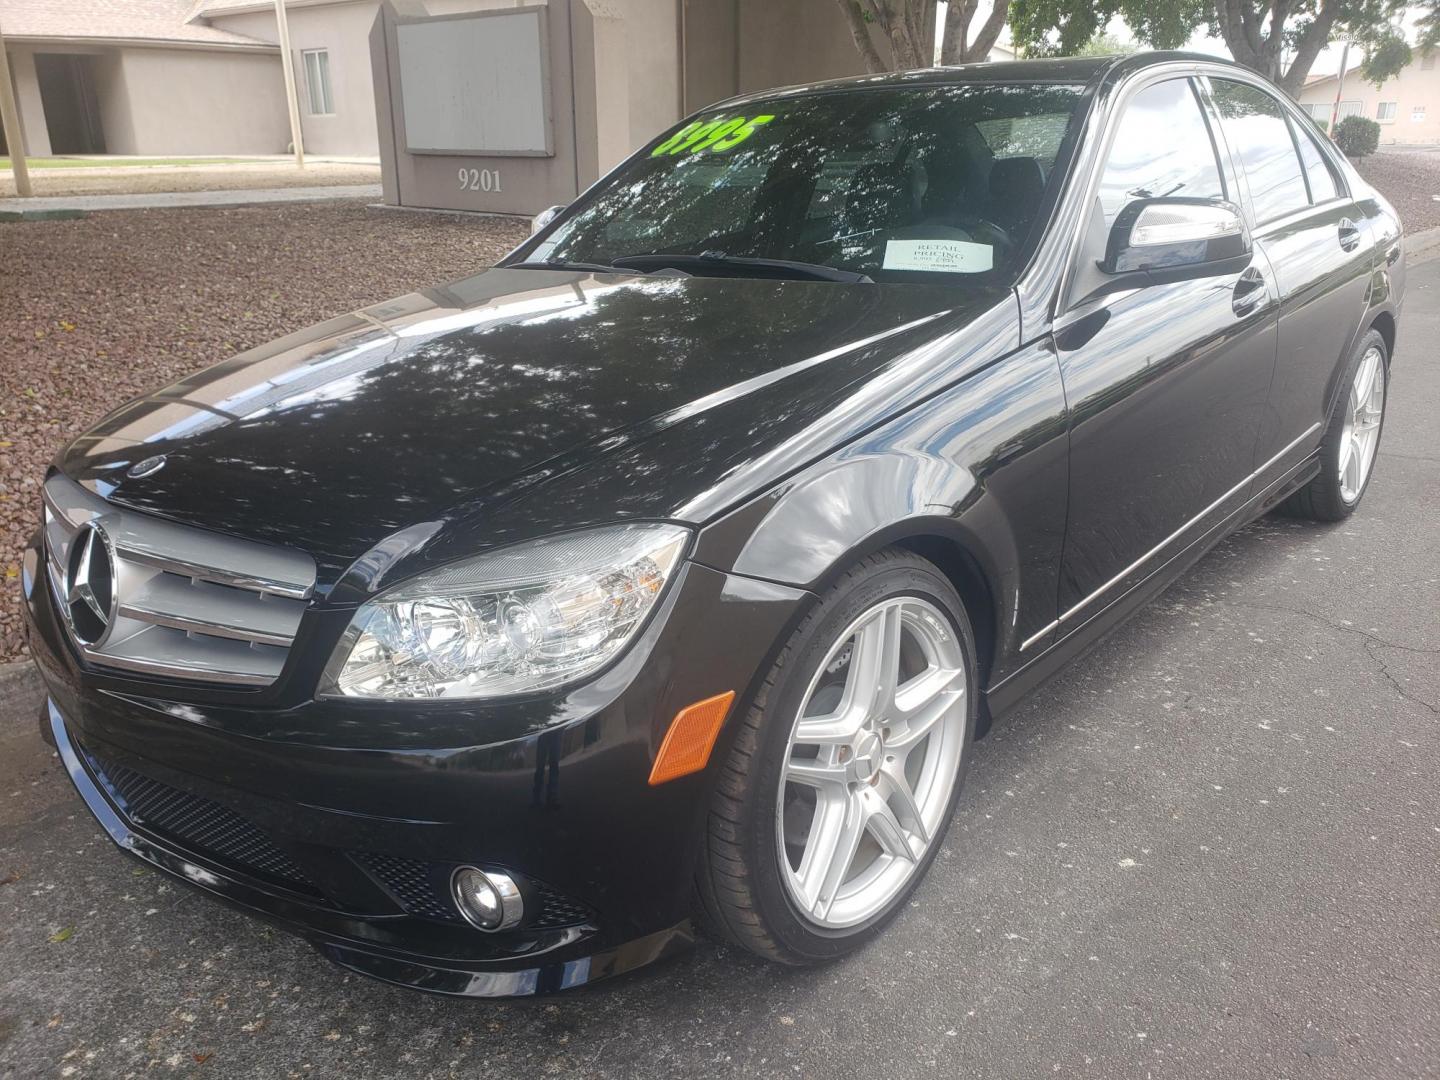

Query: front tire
696 549 977 964
1281 329 1389 521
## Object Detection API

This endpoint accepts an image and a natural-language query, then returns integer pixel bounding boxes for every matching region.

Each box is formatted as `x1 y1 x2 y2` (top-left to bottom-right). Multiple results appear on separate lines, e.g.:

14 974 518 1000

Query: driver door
1050 76 1278 632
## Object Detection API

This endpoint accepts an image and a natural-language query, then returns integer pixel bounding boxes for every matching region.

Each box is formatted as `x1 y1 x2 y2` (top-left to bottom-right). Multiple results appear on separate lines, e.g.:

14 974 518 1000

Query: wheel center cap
850 731 883 782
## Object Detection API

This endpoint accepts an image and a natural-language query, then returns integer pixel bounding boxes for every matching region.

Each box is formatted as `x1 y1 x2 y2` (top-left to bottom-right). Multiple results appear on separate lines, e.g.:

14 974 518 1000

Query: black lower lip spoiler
46 699 693 998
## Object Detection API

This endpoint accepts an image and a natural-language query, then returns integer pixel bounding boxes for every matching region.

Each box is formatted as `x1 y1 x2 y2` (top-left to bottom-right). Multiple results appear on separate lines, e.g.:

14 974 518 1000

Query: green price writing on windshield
651 115 775 157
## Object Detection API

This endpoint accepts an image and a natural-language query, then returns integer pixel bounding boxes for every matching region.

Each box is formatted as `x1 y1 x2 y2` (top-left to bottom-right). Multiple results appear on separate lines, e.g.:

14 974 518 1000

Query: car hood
59 268 1009 592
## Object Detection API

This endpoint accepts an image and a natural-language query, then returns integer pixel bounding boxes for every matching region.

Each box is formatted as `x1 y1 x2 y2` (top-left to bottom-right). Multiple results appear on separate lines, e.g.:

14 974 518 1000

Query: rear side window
1290 117 1340 202
1211 80 1311 223
1097 78 1226 227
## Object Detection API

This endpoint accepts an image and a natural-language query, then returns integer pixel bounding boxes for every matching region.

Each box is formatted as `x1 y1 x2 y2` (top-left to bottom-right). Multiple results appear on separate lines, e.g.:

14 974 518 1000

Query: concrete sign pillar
372 0 594 216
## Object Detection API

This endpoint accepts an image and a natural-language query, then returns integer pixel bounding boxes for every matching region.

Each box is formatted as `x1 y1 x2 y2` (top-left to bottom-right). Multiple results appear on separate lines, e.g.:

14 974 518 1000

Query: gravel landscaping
0 199 527 662
1354 149 1440 231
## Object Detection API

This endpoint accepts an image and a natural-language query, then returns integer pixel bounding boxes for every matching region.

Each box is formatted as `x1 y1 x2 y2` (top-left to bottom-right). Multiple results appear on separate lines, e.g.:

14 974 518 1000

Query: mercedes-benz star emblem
127 455 167 479
64 522 117 646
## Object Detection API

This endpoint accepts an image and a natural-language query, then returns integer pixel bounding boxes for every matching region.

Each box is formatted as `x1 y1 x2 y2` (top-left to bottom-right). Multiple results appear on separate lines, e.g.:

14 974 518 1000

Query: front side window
1211 79 1310 224
1378 101 1398 122
1096 78 1225 227
526 83 1087 285
303 49 333 116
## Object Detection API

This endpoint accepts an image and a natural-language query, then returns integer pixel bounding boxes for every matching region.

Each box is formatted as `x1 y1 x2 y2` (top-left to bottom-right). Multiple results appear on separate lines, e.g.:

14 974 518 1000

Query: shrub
1333 115 1381 158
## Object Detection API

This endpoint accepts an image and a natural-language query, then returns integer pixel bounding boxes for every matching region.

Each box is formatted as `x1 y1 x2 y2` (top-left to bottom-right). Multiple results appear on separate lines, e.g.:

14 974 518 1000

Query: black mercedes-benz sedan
23 53 1402 996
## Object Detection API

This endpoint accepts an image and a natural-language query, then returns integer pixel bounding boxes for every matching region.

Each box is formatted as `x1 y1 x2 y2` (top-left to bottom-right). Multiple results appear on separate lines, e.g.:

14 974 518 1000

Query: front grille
43 472 315 688
81 746 323 898
357 852 592 930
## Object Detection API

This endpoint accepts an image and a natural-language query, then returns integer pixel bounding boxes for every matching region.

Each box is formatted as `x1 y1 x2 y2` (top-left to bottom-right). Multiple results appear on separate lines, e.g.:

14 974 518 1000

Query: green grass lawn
0 156 263 170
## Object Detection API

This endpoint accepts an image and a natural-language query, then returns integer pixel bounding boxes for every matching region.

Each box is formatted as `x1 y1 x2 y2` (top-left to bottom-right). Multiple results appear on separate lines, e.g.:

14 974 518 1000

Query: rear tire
695 548 978 964
1280 328 1388 522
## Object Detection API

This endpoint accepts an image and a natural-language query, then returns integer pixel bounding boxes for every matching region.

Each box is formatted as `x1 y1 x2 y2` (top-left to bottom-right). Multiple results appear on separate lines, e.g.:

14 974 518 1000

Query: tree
1074 30 1141 54
833 0 1010 70
1009 0 1404 95
1359 27 1411 85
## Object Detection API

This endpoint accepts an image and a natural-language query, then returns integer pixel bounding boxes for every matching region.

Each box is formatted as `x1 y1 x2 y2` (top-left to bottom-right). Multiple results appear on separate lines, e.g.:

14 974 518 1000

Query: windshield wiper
610 251 872 284
508 258 644 276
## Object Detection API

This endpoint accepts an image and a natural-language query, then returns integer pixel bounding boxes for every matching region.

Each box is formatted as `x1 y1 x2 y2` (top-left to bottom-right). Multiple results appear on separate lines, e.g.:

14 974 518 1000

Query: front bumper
24 531 809 996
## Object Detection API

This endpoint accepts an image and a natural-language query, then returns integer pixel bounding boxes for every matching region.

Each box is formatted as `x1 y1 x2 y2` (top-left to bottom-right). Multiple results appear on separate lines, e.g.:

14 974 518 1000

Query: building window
1413 105 1427 123
302 49 333 116
1377 101 1398 122
1423 51 1436 71
1337 100 1363 119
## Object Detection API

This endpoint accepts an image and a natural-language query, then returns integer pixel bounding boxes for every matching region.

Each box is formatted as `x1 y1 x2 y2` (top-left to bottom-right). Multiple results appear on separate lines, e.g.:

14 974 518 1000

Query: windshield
517 82 1087 286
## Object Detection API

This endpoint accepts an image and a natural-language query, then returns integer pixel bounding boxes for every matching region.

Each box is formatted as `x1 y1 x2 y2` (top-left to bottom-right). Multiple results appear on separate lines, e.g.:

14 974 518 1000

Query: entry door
1208 78 1375 474
1053 77 1277 624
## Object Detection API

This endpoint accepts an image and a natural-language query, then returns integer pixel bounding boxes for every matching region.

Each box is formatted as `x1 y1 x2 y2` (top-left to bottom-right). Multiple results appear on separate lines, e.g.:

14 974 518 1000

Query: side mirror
1102 197 1251 278
531 205 565 236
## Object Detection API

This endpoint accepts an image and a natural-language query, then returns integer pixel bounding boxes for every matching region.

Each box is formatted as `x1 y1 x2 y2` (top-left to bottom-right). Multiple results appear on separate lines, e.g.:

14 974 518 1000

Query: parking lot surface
1 263 1436 1079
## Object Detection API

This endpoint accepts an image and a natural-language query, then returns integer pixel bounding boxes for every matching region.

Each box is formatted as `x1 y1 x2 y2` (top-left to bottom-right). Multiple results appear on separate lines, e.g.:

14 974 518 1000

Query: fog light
450 866 523 931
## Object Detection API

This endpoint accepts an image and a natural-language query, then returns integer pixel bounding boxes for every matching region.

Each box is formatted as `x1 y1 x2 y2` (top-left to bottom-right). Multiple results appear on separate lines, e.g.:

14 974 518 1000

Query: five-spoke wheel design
1339 344 1386 504
776 596 967 928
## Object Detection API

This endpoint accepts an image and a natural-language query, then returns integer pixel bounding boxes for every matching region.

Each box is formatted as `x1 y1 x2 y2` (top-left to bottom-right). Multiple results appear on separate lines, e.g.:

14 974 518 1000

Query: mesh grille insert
82 748 323 898
355 852 455 922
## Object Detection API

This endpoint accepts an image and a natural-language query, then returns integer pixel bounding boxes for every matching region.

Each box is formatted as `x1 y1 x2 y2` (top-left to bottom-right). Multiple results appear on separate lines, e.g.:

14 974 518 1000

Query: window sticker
651 115 775 157
882 239 994 273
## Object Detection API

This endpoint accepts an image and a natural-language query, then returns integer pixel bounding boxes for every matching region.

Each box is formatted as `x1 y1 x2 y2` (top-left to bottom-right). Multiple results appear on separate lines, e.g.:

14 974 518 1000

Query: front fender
693 340 1070 687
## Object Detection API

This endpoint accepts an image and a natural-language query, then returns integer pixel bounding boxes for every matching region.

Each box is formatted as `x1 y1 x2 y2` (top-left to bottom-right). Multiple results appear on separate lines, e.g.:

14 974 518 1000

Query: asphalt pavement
1 263 1437 1079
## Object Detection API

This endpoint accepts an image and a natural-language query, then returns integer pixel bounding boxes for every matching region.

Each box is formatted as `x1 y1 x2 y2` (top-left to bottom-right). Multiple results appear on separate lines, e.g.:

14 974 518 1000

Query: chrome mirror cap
1103 196 1250 276
531 204 565 236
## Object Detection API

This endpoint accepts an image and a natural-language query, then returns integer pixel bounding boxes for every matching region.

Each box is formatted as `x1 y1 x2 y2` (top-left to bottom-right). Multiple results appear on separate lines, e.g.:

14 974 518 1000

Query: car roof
713 51 1249 110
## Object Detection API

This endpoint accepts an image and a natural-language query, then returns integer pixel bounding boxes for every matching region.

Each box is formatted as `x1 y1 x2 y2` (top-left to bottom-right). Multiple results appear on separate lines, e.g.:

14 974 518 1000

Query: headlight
324 524 689 700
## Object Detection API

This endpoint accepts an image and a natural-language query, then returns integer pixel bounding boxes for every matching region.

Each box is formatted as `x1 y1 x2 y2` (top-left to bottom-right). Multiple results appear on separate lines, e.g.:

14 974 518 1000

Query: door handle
1232 265 1266 317
1338 217 1362 252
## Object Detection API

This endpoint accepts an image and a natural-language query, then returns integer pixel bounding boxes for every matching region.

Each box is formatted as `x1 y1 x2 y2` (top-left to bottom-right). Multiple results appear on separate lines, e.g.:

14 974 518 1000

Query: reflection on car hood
59 268 1004 588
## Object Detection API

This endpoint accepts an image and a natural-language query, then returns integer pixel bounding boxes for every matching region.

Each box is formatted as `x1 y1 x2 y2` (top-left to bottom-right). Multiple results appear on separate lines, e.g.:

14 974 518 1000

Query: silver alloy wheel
1339 345 1386 503
776 596 967 929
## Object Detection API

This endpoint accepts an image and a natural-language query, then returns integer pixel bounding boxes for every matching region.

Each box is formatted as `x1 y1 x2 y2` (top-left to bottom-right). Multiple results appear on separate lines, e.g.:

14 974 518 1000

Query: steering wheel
941 215 1014 257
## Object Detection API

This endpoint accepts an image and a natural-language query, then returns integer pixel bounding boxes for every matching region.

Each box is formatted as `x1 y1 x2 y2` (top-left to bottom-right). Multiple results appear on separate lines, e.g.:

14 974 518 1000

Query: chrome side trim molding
1019 422 1322 651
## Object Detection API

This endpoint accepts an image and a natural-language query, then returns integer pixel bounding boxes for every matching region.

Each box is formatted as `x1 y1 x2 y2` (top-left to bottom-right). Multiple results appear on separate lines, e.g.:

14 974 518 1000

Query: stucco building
370 0 932 214
1297 50 1440 145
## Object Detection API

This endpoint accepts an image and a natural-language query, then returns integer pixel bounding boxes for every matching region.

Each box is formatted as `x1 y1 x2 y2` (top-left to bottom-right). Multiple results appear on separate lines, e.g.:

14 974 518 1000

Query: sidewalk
0 184 381 219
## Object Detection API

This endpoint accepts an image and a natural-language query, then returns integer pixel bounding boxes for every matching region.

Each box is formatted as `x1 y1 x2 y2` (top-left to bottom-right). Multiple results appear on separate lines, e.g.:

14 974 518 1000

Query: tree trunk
940 0 975 63
1212 0 1338 95
963 0 1009 62
939 0 1009 64
835 0 888 73
1278 0 1340 95
863 0 926 69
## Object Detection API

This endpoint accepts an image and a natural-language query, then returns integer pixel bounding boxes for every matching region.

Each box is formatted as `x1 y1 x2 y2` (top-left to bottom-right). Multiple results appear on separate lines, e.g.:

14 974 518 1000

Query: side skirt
983 453 1320 722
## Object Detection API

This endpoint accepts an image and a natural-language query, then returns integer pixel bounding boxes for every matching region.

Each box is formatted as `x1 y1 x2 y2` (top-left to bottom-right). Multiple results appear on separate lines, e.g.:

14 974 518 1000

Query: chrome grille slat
42 473 314 688
118 574 302 647
92 625 287 686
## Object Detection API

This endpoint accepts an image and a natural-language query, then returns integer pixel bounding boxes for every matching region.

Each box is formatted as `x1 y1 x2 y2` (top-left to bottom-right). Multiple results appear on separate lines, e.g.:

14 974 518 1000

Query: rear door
1048 76 1277 632
1205 77 1374 476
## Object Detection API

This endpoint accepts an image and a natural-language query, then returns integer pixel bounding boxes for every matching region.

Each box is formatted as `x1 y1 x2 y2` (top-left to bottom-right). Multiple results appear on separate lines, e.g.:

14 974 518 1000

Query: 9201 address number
458 168 502 192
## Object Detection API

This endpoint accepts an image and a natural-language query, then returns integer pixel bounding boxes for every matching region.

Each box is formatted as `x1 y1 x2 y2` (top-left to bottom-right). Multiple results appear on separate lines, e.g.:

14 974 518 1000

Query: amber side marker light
648 690 737 786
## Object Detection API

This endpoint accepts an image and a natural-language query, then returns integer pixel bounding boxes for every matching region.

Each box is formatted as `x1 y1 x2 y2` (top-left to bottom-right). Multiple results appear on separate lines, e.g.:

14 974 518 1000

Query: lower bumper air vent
80 745 324 899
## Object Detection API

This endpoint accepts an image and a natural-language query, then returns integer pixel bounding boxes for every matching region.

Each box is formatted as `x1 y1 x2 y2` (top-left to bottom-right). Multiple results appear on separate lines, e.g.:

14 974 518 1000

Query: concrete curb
1406 225 1440 265
0 184 381 216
